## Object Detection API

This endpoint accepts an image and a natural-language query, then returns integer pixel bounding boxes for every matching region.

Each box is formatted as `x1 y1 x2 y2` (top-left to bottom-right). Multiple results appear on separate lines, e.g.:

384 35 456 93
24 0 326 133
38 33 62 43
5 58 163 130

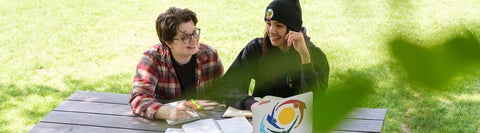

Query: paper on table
165 128 185 133
181 119 222 133
222 95 285 118
222 106 252 118
254 95 284 101
181 117 252 133
164 100 201 125
217 117 252 133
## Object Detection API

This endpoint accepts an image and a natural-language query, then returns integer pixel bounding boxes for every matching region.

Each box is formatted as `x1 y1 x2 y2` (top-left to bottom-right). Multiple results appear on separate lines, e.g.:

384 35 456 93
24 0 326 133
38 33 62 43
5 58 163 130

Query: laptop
252 91 313 133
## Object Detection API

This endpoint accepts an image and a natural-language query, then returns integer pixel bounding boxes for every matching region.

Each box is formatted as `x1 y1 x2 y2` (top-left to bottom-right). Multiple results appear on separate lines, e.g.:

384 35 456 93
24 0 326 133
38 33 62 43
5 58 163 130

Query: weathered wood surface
29 91 387 133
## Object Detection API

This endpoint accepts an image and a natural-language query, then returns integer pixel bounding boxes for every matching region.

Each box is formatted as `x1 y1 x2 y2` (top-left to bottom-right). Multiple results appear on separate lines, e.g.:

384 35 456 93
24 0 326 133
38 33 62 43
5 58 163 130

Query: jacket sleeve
219 39 261 110
302 44 329 95
300 27 330 95
300 27 330 96
129 54 163 120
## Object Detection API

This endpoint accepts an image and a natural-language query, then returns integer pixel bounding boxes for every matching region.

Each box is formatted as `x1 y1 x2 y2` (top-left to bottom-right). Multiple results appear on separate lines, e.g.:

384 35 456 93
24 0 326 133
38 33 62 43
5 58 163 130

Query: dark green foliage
389 30 480 89
314 71 373 132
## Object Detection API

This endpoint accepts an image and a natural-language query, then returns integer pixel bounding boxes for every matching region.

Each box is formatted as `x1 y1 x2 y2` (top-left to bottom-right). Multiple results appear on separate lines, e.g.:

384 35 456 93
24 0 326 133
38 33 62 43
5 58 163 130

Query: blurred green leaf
389 31 480 89
313 71 373 132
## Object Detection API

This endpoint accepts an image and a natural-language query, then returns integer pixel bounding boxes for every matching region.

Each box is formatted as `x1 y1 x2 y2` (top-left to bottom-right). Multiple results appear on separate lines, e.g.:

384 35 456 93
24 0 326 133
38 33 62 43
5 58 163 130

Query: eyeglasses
173 28 201 44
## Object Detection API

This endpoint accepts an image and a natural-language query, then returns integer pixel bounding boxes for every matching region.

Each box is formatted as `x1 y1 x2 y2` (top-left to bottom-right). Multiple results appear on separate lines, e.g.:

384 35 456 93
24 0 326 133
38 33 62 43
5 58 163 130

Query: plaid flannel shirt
129 43 224 119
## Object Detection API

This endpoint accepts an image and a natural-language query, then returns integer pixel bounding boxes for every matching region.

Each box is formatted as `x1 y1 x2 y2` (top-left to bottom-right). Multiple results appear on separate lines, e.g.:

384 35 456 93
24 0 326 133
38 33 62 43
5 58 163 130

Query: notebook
222 95 284 118
166 117 253 133
251 92 313 133
222 106 253 118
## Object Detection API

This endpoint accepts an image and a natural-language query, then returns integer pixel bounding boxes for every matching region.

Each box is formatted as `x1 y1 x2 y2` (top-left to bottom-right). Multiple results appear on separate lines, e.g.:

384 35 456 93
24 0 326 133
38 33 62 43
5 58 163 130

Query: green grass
1 0 479 132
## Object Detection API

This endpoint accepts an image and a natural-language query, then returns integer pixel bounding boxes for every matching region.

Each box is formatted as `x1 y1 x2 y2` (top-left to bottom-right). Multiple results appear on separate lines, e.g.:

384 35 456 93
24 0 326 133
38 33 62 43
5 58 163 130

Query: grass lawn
1 0 479 132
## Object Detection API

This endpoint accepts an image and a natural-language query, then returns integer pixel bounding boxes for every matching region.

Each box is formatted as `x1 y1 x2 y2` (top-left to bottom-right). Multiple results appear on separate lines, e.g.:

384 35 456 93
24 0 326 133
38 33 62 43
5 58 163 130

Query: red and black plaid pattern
129 43 223 119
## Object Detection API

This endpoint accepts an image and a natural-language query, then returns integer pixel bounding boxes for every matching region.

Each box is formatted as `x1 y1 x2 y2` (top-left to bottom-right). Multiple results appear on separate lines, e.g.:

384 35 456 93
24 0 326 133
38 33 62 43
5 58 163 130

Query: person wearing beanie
129 7 224 121
220 0 330 111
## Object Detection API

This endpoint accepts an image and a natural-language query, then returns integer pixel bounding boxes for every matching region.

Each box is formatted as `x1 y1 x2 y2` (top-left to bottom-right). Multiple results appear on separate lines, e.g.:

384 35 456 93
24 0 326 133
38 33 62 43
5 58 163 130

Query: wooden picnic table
28 91 386 133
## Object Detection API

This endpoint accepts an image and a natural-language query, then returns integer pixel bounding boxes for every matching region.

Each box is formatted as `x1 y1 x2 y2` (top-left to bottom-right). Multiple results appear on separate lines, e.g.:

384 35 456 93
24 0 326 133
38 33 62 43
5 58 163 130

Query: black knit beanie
264 0 303 32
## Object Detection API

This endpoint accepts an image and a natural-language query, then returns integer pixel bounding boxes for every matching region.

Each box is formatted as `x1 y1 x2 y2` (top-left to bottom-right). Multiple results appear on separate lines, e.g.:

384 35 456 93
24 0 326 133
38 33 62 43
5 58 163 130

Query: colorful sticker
259 99 306 133
265 9 274 20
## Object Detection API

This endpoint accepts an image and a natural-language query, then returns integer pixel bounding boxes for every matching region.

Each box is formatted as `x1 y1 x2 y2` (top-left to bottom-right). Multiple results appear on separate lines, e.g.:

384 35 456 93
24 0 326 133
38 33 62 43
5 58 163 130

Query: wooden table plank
28 123 160 133
66 91 387 120
334 119 385 132
346 108 387 120
54 101 134 116
330 131 363 133
40 111 178 132
53 100 226 120
67 91 130 104
31 91 387 133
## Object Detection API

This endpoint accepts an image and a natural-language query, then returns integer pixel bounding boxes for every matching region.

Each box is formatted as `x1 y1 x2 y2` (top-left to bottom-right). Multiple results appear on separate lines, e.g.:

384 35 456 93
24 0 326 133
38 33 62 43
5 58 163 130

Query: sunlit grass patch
1 0 479 132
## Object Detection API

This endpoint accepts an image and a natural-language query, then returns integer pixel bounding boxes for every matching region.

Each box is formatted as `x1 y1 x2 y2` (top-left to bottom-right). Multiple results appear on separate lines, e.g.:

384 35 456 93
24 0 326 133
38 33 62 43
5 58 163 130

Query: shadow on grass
385 28 480 132
0 72 133 133
0 84 64 133
62 72 133 94
315 27 480 132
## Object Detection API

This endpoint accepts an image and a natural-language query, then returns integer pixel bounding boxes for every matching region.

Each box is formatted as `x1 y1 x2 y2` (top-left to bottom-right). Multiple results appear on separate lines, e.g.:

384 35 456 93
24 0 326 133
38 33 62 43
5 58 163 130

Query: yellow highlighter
189 99 203 111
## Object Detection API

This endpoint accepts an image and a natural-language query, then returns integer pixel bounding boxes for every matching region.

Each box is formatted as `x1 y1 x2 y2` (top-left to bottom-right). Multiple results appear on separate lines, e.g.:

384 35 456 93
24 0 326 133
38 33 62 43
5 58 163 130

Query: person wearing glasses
129 7 224 121
220 0 329 110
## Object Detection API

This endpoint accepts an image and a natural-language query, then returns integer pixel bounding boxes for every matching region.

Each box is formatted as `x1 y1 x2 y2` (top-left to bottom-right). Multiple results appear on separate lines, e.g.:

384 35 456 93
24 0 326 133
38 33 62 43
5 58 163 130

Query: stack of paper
222 95 285 118
166 117 252 133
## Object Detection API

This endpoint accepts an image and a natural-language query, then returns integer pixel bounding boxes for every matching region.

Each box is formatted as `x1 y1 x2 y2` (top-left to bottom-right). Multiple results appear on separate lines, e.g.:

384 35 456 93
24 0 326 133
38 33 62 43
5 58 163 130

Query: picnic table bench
29 91 387 133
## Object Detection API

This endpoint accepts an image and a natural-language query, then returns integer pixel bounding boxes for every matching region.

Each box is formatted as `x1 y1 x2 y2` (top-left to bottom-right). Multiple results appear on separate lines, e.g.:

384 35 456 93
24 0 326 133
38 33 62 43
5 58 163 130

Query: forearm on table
130 92 162 120
242 96 257 110
219 81 252 110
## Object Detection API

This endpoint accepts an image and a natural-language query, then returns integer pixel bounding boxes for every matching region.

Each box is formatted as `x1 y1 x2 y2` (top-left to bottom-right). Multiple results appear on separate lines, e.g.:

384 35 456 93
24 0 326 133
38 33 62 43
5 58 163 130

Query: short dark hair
155 7 198 47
